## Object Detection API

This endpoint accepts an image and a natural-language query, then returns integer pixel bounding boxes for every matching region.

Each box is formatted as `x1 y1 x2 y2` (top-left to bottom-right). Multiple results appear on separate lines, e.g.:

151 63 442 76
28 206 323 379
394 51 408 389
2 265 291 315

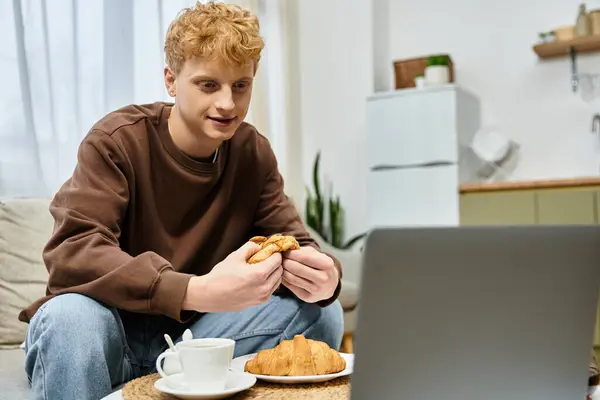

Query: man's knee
26 293 118 352
25 294 130 397
285 300 344 350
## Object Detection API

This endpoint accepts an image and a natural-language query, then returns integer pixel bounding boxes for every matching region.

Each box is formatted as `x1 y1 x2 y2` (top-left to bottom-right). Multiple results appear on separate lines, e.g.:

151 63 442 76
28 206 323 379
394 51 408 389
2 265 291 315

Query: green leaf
342 233 367 250
427 54 450 67
329 194 345 249
313 151 322 201
328 197 339 247
305 150 365 250
312 151 324 235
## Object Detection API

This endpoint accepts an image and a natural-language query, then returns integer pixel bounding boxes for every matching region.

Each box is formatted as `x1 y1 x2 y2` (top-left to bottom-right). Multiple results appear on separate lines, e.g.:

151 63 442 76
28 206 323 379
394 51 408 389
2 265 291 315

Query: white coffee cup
156 338 235 393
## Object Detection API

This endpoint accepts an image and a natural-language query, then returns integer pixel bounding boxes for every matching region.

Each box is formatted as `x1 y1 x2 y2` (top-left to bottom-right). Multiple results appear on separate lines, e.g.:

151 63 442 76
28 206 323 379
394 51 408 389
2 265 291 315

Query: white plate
154 370 256 399
230 352 354 384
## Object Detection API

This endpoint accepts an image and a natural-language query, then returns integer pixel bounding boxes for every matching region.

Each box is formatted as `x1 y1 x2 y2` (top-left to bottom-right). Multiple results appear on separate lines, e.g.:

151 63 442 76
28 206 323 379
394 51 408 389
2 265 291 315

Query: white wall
293 0 600 237
387 0 600 180
296 0 373 241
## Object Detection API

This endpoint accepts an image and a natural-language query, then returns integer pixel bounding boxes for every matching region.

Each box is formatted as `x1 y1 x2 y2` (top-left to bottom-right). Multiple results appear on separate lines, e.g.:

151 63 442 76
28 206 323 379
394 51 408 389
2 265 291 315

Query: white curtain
258 0 303 205
0 0 285 199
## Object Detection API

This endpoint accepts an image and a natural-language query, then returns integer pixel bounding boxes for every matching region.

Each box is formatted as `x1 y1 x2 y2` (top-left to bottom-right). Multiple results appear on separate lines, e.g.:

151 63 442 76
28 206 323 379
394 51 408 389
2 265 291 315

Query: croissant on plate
247 233 300 264
244 334 346 376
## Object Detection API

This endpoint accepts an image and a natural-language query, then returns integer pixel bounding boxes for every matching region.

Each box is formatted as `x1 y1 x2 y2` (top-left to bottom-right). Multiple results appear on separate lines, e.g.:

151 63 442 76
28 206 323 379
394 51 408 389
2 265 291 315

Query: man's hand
281 246 339 303
182 241 283 313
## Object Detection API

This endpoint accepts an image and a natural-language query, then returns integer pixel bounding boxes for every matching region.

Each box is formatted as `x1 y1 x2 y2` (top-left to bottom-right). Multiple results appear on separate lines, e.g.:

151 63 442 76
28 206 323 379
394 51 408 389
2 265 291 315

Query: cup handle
156 352 188 391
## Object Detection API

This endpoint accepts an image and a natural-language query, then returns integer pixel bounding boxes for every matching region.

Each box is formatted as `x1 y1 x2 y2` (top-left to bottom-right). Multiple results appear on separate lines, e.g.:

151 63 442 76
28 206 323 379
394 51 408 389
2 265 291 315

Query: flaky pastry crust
244 334 346 376
247 234 300 264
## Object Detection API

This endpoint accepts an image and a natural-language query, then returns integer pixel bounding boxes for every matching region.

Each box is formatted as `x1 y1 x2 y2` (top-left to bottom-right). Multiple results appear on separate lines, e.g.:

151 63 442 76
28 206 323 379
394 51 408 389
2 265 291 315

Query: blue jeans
24 293 344 400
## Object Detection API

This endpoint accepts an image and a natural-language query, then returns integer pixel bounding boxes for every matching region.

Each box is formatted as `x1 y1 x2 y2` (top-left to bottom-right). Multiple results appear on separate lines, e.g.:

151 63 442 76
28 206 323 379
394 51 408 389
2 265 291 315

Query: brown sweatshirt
19 102 342 323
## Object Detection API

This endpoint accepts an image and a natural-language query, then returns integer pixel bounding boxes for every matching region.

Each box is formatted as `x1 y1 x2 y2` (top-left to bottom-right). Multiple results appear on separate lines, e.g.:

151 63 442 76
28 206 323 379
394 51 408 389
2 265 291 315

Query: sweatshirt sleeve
251 138 342 307
39 130 194 322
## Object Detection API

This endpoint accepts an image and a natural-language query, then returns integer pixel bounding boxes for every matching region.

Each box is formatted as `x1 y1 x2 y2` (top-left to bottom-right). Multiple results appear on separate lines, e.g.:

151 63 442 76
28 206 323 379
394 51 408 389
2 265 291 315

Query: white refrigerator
366 84 481 228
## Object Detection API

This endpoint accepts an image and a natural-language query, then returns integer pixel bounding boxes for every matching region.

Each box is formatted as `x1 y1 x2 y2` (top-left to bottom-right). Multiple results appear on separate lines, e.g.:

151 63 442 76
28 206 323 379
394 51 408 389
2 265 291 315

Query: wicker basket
393 55 455 89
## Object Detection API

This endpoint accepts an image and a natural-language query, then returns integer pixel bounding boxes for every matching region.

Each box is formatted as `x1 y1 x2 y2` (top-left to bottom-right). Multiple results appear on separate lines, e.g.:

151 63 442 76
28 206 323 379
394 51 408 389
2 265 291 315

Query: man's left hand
281 246 339 303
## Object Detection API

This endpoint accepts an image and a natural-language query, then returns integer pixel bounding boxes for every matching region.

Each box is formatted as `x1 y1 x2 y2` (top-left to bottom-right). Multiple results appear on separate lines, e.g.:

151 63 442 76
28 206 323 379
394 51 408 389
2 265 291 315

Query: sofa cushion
0 198 52 348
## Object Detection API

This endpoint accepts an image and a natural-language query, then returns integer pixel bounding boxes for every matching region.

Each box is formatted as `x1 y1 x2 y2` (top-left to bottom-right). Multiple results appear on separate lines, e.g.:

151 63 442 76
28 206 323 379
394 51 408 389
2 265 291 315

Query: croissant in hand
244 334 346 376
247 234 300 264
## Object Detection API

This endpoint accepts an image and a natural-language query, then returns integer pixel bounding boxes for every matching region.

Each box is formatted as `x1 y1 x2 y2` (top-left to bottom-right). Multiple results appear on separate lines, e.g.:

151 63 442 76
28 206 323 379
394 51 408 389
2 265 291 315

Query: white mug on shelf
155 338 235 393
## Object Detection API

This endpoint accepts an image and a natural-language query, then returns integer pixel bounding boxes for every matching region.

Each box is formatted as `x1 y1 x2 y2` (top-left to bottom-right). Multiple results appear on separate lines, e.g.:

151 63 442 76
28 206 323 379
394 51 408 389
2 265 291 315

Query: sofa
0 197 362 398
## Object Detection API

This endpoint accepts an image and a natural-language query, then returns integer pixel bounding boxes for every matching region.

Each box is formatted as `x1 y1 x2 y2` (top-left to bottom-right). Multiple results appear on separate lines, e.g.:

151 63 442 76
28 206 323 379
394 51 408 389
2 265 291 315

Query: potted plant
304 151 366 250
424 54 451 86
538 31 556 43
304 151 367 285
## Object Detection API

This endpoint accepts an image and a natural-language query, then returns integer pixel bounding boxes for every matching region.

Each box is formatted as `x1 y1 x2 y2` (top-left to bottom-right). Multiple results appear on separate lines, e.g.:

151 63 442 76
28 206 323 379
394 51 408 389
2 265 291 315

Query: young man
19 2 344 399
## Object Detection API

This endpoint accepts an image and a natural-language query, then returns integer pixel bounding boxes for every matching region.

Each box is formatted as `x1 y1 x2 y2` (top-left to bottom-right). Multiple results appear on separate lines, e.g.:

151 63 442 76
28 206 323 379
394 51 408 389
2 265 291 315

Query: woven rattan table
102 373 351 400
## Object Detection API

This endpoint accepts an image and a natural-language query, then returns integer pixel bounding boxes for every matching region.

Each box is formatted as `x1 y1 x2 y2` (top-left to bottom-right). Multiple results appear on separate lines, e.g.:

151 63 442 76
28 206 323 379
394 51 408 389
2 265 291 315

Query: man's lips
207 116 236 125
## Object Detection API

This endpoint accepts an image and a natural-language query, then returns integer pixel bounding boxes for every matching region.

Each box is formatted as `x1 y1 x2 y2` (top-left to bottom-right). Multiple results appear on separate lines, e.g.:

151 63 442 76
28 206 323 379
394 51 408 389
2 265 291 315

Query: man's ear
164 66 176 97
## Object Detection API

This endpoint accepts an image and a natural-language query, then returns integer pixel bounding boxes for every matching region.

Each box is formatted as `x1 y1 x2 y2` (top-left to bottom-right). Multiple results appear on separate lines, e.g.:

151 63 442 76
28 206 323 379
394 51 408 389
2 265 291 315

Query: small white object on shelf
415 75 425 88
425 65 450 86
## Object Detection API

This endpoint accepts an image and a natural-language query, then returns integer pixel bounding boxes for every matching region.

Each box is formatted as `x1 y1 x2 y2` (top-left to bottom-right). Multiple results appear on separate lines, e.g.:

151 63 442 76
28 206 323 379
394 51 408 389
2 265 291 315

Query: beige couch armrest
0 197 52 347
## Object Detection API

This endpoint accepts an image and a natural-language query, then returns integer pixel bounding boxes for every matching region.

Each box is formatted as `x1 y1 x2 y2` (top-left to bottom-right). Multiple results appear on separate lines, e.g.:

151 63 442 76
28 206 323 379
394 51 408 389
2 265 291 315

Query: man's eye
234 82 249 91
200 81 218 90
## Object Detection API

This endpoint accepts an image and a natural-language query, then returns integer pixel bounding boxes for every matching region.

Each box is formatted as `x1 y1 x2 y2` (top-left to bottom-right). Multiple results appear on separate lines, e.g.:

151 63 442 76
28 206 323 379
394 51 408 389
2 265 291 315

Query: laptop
350 226 600 400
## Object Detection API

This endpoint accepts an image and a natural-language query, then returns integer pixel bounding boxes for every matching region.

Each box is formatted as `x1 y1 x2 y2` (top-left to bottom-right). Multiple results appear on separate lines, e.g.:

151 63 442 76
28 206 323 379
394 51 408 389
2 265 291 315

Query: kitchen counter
459 177 600 194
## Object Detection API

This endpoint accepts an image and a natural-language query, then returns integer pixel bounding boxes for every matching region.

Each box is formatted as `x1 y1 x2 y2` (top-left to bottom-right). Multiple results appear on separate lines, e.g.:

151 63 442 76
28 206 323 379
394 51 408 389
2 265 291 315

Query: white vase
424 65 450 86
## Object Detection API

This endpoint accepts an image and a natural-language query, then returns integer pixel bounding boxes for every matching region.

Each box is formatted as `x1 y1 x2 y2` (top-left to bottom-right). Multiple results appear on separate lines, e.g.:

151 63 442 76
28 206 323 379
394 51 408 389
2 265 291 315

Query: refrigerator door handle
371 161 455 171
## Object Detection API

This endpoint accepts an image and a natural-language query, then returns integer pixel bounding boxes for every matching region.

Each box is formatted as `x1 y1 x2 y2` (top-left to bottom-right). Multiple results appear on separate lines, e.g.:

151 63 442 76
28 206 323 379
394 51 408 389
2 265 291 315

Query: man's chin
203 129 233 141
204 125 241 141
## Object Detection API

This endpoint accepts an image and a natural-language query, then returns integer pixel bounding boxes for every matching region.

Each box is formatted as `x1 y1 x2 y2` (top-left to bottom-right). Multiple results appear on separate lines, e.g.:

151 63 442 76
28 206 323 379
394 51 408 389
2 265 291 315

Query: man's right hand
182 241 283 313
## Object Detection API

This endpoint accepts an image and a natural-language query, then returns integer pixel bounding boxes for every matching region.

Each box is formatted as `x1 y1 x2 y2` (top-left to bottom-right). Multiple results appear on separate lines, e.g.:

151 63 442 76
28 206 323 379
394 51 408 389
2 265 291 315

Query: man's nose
215 87 235 112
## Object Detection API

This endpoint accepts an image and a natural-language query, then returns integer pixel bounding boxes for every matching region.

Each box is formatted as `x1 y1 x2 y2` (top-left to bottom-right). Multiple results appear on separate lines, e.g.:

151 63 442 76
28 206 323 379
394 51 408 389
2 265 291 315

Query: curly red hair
164 1 264 74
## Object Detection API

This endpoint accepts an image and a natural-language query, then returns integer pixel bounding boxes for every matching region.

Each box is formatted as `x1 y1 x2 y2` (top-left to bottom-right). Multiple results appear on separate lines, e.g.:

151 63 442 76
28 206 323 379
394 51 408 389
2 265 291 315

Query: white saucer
230 352 354 384
154 370 256 399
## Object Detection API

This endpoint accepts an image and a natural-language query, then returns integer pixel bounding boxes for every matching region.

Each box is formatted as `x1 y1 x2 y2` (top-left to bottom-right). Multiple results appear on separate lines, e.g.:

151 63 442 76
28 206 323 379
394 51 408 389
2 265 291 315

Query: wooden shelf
460 177 600 194
533 34 600 58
